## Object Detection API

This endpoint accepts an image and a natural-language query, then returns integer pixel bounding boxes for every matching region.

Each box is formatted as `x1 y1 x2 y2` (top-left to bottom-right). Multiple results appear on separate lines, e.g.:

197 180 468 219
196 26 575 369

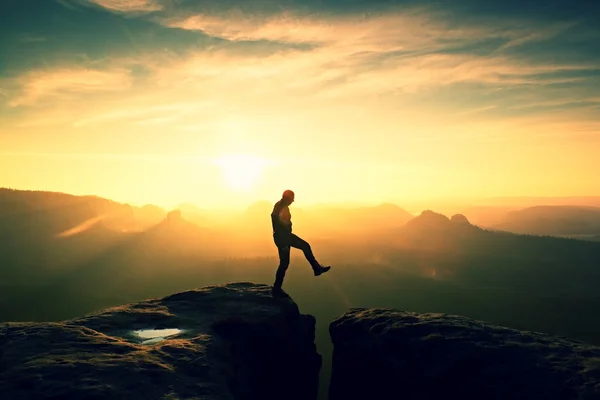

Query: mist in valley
3 188 600 398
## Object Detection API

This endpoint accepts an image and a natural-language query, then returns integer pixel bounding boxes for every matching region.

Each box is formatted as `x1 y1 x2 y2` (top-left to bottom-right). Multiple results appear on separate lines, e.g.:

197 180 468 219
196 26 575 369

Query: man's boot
313 264 331 276
271 283 287 297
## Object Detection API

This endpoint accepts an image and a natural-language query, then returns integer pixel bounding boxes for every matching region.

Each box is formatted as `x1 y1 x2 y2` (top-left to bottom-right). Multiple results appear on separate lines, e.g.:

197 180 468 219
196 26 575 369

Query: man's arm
278 206 292 231
272 202 291 233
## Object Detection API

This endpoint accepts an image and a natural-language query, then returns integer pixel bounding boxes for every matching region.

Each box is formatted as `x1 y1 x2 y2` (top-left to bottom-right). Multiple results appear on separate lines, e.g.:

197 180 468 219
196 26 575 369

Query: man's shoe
314 265 331 276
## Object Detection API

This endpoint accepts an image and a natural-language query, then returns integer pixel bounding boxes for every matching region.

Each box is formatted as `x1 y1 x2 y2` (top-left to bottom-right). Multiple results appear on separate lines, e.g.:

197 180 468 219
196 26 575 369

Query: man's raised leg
289 234 330 276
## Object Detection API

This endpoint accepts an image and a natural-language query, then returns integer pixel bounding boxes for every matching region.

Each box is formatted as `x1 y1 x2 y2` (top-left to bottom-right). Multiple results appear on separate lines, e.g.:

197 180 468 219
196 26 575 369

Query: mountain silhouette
372 209 600 296
3 188 600 348
397 210 481 249
0 188 165 236
404 210 478 230
405 210 455 230
493 205 600 236
458 205 519 227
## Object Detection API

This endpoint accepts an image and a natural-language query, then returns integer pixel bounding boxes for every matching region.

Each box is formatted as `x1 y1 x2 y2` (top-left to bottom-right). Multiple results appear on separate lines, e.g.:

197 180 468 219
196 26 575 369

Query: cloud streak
72 101 217 127
154 7 600 97
2 0 599 136
84 0 162 13
7 68 132 107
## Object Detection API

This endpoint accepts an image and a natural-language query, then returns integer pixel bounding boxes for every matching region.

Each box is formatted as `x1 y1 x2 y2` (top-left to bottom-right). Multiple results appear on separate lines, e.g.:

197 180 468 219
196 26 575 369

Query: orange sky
1 0 599 209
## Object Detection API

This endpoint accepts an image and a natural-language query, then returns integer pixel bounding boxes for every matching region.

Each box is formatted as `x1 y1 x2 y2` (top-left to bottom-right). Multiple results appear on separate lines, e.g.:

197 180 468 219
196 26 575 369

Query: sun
213 154 268 191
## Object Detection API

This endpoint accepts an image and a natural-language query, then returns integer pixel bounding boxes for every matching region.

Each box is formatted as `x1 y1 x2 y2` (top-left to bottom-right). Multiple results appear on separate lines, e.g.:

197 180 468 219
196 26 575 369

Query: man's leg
289 234 327 273
273 245 291 290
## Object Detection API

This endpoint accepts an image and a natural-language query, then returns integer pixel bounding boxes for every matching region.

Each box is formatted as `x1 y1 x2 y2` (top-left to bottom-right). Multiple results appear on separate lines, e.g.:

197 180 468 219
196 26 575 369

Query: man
271 189 330 297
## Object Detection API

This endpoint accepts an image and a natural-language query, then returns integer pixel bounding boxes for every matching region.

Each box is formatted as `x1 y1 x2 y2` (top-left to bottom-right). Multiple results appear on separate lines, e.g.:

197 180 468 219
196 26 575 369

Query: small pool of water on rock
133 328 182 344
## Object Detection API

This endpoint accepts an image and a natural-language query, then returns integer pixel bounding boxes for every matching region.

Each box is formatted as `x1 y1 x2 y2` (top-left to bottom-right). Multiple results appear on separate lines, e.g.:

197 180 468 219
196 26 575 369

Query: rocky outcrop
0 283 321 400
404 210 451 231
166 209 183 221
406 210 475 231
450 213 470 225
329 308 600 400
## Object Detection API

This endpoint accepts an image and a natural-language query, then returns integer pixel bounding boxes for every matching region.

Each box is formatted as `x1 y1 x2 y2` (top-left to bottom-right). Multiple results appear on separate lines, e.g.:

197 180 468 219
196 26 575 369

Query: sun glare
213 154 269 191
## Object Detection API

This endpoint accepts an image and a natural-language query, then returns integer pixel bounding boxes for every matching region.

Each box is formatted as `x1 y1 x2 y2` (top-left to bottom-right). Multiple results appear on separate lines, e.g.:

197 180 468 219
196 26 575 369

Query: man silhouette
271 190 330 296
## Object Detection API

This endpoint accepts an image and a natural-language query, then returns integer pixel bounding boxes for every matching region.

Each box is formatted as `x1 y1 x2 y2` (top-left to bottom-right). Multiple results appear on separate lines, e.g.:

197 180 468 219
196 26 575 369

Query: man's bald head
282 190 295 205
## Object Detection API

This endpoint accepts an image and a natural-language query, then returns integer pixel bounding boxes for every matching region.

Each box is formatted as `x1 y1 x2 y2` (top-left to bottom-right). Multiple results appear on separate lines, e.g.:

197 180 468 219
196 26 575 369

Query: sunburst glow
213 154 269 191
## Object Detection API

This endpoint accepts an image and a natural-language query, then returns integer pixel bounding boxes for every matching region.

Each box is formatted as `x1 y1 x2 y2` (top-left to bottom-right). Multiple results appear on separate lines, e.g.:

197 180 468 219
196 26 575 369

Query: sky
1 0 599 209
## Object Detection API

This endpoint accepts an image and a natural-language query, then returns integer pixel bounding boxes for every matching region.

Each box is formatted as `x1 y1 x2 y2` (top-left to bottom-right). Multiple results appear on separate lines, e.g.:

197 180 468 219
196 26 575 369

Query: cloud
19 34 48 43
152 8 599 96
165 9 482 50
139 31 594 104
72 101 217 127
2 1 599 133
160 5 589 56
85 0 162 13
8 68 132 107
495 22 575 52
0 151 208 162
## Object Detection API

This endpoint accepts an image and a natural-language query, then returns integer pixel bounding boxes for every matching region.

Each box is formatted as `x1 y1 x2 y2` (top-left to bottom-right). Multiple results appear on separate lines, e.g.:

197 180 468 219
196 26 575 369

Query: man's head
282 189 295 205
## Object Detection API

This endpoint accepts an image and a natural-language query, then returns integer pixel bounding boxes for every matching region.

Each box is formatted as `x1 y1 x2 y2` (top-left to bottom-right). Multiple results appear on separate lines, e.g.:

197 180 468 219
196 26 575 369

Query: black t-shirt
271 200 292 234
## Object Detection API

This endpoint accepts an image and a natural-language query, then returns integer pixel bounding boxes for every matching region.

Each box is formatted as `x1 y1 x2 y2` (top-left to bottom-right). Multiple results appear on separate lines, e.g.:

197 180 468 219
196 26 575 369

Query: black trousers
273 233 320 288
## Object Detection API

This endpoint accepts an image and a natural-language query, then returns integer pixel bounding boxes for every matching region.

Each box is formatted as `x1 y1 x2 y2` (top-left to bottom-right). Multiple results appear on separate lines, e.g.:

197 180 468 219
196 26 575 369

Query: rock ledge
329 308 600 400
1 282 321 400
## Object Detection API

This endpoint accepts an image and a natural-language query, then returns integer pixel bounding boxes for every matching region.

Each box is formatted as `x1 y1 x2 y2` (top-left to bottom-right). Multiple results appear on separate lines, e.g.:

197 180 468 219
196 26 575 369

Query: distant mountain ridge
0 188 166 232
3 187 600 378
405 210 476 230
5 188 600 241
492 205 600 236
479 196 600 207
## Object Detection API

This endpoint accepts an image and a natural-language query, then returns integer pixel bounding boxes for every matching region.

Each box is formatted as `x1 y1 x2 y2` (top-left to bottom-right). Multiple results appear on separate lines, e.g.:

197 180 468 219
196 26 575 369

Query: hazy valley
3 188 600 398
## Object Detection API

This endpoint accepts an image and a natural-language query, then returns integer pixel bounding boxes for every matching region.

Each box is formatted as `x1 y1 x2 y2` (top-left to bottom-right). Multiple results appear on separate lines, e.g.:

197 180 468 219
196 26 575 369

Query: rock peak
1 282 321 400
329 308 600 400
450 213 471 224
405 210 451 230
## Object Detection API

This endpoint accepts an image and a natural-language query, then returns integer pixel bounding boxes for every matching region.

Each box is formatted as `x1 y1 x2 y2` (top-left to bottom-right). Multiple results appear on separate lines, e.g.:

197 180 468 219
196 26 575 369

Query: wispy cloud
162 6 586 56
85 0 162 13
495 21 575 52
3 2 599 133
136 32 594 104
0 151 209 162
72 101 217 127
19 34 48 43
152 8 599 97
165 11 439 47
8 68 132 107
165 9 491 50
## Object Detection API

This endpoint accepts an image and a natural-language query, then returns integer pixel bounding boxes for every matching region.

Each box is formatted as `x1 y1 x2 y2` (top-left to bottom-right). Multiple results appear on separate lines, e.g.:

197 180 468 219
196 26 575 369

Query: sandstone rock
329 308 600 400
0 282 321 400
405 210 450 231
450 214 471 225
